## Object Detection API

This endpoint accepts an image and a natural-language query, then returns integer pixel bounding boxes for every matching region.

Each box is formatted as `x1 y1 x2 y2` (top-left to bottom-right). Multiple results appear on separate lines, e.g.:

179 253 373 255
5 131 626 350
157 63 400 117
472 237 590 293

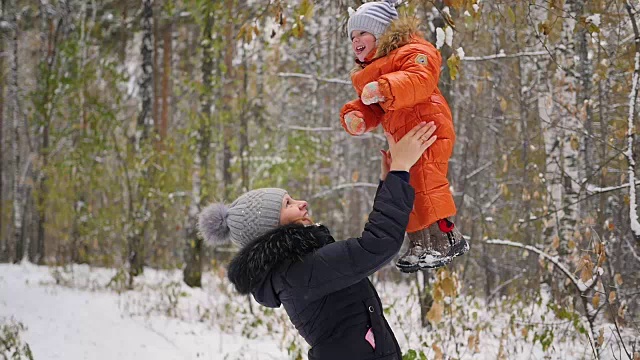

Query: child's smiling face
351 31 376 62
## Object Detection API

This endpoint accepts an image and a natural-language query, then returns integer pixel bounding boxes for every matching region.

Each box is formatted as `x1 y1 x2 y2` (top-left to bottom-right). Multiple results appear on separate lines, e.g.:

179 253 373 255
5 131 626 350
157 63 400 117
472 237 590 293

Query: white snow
445 27 454 47
1 263 634 360
456 47 465 59
0 263 286 360
586 14 601 27
435 28 445 49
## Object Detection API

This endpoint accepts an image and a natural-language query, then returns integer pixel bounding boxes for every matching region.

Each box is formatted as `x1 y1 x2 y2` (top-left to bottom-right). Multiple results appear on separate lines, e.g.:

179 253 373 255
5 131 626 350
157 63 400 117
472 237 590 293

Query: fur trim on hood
227 223 334 295
375 16 422 58
353 16 423 71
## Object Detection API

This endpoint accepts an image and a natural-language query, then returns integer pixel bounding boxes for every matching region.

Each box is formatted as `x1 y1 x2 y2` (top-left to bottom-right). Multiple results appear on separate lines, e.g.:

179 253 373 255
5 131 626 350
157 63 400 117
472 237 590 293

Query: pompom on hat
198 188 288 248
347 0 400 40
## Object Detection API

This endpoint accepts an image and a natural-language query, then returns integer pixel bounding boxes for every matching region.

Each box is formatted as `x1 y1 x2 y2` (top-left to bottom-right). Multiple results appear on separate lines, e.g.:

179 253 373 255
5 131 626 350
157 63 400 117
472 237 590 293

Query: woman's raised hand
384 122 437 172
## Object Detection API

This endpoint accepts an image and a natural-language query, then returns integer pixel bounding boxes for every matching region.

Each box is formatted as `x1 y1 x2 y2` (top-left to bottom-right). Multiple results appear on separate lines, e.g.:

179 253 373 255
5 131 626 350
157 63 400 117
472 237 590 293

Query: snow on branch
585 180 640 194
463 50 548 62
277 72 351 85
485 239 597 293
286 125 334 132
311 182 379 199
625 1 640 238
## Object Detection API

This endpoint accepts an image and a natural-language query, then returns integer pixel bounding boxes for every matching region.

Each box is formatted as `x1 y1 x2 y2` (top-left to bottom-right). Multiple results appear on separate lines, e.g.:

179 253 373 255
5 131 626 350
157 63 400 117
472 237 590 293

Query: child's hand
361 81 385 105
344 111 366 135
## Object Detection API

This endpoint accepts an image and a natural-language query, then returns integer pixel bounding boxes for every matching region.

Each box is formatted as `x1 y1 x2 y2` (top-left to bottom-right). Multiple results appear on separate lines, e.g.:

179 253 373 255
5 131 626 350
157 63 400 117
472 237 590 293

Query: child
340 0 469 272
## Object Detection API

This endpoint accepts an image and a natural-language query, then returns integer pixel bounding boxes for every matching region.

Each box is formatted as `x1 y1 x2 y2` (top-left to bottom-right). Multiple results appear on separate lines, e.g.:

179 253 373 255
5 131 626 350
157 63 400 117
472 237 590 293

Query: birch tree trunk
625 1 640 240
35 2 68 264
221 0 235 199
9 0 24 263
160 22 171 141
570 0 594 218
129 0 155 281
183 3 215 288
0 8 5 262
555 1 582 246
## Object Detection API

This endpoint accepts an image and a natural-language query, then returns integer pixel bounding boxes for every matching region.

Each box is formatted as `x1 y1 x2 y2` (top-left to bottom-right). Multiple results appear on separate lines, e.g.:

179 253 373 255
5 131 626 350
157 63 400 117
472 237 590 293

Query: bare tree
184 1 215 288
128 0 155 281
8 0 25 263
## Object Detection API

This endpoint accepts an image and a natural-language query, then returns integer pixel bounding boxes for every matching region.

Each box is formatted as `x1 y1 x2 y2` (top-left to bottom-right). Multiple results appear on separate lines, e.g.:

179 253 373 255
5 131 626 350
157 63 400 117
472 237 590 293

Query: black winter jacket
227 172 415 360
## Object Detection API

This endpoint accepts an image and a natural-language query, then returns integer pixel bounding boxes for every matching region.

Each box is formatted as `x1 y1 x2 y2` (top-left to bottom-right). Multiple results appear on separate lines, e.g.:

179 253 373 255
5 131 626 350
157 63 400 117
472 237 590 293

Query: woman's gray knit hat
198 188 288 248
347 0 399 40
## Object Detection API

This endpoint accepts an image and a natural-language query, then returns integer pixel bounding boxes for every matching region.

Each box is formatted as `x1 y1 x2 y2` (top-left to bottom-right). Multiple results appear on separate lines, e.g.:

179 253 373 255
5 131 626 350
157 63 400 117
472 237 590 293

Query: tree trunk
129 0 155 281
9 2 24 263
0 17 5 263
625 1 640 240
239 38 249 192
221 0 235 199
514 6 532 245
152 0 160 137
160 23 171 141
570 0 594 222
183 4 214 288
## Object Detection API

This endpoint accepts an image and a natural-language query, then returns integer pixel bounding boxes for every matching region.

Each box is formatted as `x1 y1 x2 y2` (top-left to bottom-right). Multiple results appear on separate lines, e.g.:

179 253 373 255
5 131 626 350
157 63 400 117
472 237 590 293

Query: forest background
1 0 639 359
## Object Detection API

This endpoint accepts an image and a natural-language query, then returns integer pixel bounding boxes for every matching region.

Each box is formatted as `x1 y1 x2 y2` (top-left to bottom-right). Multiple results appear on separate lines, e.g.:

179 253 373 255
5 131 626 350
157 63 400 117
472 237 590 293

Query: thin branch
311 182 379 199
586 180 640 194
484 239 597 292
286 125 334 132
463 50 548 61
277 72 352 85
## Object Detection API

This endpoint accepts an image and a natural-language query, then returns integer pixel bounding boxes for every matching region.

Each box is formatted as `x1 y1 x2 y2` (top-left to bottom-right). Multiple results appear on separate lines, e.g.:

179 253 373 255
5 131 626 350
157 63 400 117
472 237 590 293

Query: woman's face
280 194 312 225
351 30 376 62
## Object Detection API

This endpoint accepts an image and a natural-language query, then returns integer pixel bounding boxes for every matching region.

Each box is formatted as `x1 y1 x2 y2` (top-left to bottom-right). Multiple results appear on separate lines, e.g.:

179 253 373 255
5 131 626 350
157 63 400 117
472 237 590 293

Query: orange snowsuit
340 17 456 233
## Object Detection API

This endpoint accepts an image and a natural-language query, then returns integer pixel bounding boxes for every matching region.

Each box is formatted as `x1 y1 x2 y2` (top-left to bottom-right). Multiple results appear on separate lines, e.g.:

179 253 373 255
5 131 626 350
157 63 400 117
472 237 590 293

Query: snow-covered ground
0 263 286 360
0 263 635 360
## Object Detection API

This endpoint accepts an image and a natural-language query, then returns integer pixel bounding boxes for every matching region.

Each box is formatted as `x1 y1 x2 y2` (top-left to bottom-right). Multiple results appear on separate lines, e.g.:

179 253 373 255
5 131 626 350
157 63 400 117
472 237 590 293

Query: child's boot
420 219 468 271
397 229 452 272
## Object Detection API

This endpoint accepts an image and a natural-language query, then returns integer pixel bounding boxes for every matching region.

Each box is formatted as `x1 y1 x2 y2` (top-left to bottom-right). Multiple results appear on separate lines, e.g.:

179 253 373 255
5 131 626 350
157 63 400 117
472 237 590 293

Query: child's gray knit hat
347 0 399 40
198 188 288 248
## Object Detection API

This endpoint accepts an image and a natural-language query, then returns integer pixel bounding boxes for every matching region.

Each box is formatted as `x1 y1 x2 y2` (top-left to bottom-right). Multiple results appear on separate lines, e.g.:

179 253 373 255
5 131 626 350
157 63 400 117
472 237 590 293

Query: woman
198 122 437 360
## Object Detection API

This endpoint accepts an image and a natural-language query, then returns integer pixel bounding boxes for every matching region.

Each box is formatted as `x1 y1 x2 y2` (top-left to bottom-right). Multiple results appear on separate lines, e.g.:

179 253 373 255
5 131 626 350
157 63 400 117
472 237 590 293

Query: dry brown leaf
351 170 359 182
580 266 593 283
521 327 529 338
618 304 626 319
568 239 576 250
614 273 623 286
592 293 600 308
433 287 444 302
551 236 560 250
633 352 639 360
608 291 616 303
427 301 444 324
597 328 604 346
442 277 456 297
597 252 607 267
468 335 476 351
433 343 443 360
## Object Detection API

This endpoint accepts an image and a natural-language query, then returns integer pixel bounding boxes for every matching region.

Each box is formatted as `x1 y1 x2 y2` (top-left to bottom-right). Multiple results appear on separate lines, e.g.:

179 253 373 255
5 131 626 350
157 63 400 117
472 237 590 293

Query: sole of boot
418 259 451 270
418 253 452 269
395 262 420 273
448 238 470 258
